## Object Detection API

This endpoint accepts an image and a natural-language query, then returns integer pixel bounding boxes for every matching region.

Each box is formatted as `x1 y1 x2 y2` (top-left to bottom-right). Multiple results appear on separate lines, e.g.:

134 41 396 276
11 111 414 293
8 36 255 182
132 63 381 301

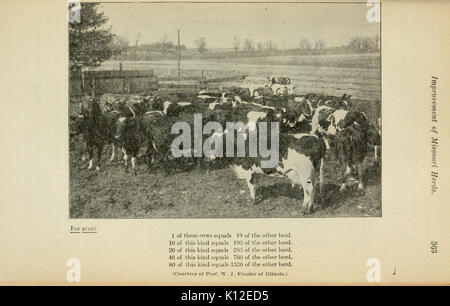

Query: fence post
90 75 96 97
80 70 85 94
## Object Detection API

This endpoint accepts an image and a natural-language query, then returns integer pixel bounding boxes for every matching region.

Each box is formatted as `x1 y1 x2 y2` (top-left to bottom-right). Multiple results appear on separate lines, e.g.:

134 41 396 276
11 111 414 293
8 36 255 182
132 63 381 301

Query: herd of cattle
70 86 381 214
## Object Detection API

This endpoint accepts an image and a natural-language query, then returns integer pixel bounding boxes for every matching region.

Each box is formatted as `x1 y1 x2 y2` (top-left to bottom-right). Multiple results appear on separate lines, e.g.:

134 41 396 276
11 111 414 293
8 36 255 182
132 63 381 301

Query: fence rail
69 70 158 97
69 66 247 97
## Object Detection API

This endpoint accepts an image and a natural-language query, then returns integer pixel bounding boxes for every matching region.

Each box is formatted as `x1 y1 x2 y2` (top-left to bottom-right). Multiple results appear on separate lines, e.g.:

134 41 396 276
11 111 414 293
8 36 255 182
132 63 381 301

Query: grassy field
71 53 381 219
98 53 381 101
215 53 380 69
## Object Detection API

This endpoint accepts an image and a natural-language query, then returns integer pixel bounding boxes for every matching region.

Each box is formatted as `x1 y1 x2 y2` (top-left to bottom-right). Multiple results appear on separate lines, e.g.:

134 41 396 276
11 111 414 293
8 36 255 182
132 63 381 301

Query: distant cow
270 84 295 96
253 86 274 98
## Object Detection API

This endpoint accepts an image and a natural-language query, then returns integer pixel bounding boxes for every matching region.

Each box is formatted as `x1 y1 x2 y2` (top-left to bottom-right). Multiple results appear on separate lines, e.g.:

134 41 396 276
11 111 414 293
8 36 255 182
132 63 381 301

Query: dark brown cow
74 97 120 170
334 116 381 191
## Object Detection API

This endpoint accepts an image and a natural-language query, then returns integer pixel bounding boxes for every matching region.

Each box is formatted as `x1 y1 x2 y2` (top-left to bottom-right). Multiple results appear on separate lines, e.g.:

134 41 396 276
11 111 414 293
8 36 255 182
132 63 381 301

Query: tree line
69 3 380 72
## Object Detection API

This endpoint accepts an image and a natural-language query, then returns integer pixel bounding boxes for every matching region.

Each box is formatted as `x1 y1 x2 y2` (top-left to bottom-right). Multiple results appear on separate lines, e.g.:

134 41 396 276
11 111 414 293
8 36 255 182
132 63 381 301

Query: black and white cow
311 105 367 149
230 131 326 214
316 94 352 110
115 100 204 173
334 120 380 191
373 117 382 160
99 93 153 117
114 110 166 173
311 105 380 191
208 104 326 214
279 97 315 133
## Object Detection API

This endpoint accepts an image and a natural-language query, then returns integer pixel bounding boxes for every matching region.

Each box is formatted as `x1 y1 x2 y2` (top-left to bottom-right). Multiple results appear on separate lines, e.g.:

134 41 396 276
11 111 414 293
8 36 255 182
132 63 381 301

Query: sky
100 2 380 49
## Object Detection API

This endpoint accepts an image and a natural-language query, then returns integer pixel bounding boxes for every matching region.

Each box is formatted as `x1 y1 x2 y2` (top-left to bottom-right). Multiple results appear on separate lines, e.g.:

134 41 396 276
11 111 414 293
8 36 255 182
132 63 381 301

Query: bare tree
314 39 326 50
348 36 378 52
233 36 240 53
243 39 254 51
195 37 207 55
256 42 264 51
135 32 141 48
349 37 362 50
110 36 129 55
299 38 312 50
159 34 171 53
363 37 375 50
373 34 380 49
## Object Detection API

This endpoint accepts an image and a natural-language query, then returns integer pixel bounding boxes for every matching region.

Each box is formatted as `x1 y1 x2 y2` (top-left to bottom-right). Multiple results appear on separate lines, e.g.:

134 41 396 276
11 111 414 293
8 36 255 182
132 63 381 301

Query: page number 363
430 241 438 254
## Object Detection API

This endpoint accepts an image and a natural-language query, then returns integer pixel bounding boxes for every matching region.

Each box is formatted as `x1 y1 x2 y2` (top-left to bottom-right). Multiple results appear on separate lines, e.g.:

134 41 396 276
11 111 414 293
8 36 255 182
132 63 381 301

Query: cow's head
341 94 352 109
343 111 380 147
365 123 381 146
150 96 164 111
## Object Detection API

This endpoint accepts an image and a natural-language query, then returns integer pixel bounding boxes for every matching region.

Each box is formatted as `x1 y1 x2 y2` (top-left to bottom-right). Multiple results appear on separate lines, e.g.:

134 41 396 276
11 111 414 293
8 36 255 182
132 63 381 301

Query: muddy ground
69 97 381 219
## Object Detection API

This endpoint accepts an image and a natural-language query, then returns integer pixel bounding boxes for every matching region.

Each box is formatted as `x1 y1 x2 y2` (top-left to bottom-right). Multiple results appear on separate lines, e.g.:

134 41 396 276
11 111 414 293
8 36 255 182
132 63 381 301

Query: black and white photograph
69 1 381 219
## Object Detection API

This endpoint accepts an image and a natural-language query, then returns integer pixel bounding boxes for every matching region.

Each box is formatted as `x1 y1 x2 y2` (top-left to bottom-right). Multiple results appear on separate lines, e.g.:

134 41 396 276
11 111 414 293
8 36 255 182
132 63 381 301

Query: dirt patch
69 134 381 219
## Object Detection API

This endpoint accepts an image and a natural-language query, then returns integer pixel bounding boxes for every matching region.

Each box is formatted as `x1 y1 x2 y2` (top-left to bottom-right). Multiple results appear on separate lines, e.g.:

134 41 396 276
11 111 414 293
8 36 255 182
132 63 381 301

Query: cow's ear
342 94 347 99
355 111 367 125
343 111 357 127
347 95 352 100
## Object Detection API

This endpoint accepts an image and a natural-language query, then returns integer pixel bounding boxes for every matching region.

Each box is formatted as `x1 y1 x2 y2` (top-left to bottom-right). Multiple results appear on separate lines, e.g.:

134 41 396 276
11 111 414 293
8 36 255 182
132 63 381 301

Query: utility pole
177 29 181 85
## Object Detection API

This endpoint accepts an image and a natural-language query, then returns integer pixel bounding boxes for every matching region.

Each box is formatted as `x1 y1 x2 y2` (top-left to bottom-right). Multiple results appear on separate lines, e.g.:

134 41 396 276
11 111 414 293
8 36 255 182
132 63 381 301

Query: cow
270 83 295 96
334 119 381 191
310 105 381 192
197 91 222 104
75 97 121 170
311 105 367 150
373 117 382 159
239 84 265 98
114 109 175 174
279 97 314 133
269 76 291 85
161 100 202 117
114 111 163 174
230 131 326 214
229 87 252 102
317 94 352 110
204 104 326 213
252 86 274 98
115 101 203 174
99 93 154 118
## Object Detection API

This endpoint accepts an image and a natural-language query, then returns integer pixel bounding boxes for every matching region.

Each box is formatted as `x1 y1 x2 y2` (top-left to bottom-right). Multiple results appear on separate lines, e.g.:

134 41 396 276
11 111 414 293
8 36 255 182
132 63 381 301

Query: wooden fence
69 70 158 97
69 68 247 97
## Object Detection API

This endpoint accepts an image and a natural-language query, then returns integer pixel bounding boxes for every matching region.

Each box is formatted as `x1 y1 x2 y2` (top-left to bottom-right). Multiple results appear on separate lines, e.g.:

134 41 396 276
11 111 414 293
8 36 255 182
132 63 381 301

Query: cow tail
318 134 326 195
319 158 324 195
152 141 159 152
